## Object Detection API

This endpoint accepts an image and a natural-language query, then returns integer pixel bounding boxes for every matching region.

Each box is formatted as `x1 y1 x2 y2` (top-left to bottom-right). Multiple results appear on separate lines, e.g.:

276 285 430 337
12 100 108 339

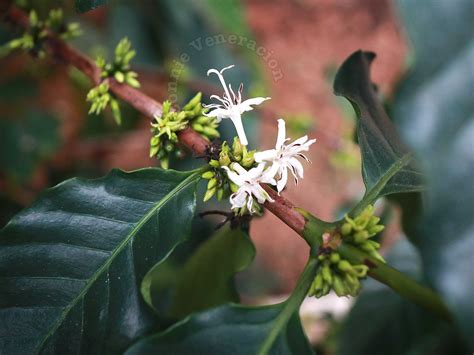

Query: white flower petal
219 64 235 74
230 162 248 177
260 162 280 183
276 167 288 193
229 112 248 146
288 135 309 148
230 189 247 209
247 195 255 213
289 157 304 179
250 185 268 204
204 108 231 120
222 166 245 186
276 119 287 150
254 149 278 163
247 162 266 180
238 97 270 114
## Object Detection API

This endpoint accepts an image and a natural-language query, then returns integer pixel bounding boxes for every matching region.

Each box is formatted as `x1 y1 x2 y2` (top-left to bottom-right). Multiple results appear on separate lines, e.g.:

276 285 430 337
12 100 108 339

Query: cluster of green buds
95 38 140 88
87 38 139 125
86 82 121 124
149 93 220 169
201 137 255 203
1 9 81 58
185 93 220 141
149 101 187 169
309 250 369 298
341 204 385 262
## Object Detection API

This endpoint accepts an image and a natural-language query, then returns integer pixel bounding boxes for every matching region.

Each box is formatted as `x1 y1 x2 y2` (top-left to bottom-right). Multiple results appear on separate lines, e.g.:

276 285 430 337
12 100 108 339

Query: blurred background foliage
0 0 472 354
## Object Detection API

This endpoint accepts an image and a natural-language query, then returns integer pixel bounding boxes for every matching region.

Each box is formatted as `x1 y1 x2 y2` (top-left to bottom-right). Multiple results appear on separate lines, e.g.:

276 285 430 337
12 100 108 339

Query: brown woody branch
0 1 306 235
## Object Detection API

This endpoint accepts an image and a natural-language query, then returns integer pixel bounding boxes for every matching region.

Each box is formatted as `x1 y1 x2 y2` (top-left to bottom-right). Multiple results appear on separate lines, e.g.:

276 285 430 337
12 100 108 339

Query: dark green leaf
125 303 313 355
142 225 255 319
394 0 474 346
0 168 200 354
75 0 108 13
333 51 424 211
338 240 470 355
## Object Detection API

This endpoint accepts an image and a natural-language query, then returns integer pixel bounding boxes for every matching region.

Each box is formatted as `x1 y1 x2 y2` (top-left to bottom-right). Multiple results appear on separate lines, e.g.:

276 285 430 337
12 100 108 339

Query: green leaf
338 240 470 355
394 0 474 346
333 51 424 213
0 168 200 354
75 0 108 13
125 303 313 355
142 225 256 319
130 257 318 355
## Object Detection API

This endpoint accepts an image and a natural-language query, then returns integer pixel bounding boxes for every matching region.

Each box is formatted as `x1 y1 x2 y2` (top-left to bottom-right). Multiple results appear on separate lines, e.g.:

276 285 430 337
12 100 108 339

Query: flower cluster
341 205 385 262
150 93 220 168
87 38 140 125
0 9 80 58
309 251 369 298
203 65 316 215
201 138 256 205
95 38 140 88
308 205 385 298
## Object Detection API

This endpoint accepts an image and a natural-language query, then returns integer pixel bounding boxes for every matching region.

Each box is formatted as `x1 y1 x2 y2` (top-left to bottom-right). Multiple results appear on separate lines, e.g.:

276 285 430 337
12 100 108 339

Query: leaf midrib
36 170 201 353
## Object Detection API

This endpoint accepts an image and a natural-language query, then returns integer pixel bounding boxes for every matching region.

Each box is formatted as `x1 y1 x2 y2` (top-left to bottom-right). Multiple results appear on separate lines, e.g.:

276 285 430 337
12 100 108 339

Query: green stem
258 257 318 355
337 243 452 321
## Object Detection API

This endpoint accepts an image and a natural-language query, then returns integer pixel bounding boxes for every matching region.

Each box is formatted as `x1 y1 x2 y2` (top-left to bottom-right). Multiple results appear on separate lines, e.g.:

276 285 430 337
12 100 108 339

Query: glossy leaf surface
0 168 199 354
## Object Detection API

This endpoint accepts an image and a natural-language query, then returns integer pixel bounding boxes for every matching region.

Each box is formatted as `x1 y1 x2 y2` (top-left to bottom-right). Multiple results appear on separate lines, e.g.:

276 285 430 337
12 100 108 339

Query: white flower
254 118 316 193
222 162 275 214
203 65 270 146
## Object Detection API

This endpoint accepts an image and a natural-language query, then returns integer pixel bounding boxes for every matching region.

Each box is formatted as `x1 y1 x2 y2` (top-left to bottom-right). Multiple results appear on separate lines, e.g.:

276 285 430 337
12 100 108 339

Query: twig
0 1 306 234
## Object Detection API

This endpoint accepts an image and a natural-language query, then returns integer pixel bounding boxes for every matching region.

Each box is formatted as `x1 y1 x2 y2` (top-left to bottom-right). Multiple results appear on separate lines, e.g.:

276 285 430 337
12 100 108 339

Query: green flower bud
183 92 202 111
311 273 324 294
352 265 369 278
367 240 380 249
150 136 160 146
344 273 359 288
209 159 220 168
207 178 218 190
203 126 220 138
367 216 380 228
219 151 231 167
353 230 369 243
160 156 169 169
110 98 121 125
333 275 347 297
360 241 376 253
329 252 341 264
201 171 215 180
203 187 216 202
149 145 159 158
337 260 353 273
192 123 204 132
114 71 125 83
321 264 333 284
125 72 140 88
368 224 385 235
162 100 171 115
232 137 243 158
230 182 239 193
241 150 255 168
194 116 211 125
216 188 224 201
341 222 352 236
